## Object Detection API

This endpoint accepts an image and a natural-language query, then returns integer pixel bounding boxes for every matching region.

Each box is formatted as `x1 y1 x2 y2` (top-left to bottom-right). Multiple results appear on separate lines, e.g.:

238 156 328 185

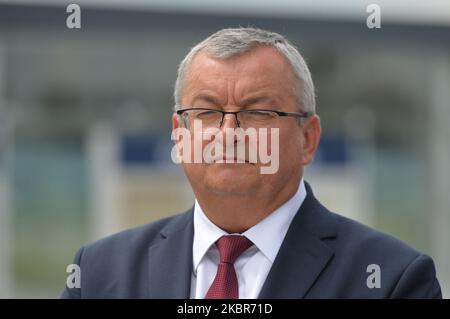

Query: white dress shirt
190 179 307 299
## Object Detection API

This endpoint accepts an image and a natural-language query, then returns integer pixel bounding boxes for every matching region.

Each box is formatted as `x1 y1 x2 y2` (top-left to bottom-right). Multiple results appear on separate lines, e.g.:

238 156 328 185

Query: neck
194 177 302 233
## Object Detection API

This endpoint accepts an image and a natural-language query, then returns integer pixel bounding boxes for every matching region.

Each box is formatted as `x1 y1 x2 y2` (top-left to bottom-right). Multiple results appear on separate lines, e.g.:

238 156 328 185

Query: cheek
182 162 204 183
279 130 303 160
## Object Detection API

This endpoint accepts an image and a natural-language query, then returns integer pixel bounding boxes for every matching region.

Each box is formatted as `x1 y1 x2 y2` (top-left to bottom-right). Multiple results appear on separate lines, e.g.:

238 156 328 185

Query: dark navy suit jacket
61 183 442 298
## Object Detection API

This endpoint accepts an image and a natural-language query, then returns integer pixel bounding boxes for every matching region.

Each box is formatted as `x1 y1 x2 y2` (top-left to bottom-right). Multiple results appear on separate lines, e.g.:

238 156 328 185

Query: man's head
174 28 316 114
172 27 321 205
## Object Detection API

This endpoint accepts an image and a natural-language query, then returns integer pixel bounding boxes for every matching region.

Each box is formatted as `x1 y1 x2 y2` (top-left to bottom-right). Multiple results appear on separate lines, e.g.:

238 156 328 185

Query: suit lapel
258 183 337 298
147 209 194 298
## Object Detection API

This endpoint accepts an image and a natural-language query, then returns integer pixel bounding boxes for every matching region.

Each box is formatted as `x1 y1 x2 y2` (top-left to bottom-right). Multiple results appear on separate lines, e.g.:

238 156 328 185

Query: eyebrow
190 94 277 108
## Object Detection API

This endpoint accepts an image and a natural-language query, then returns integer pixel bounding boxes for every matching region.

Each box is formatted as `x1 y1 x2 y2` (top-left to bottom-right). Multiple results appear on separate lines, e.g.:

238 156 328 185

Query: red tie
205 235 253 299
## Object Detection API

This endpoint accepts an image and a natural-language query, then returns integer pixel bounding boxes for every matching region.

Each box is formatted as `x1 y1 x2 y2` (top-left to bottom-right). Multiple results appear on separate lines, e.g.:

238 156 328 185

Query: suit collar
258 182 338 298
147 209 194 298
295 182 338 240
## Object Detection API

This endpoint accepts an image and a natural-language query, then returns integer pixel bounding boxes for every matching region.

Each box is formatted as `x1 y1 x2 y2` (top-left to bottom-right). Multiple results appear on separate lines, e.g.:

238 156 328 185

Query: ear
172 113 180 131
171 113 184 163
301 115 321 166
172 113 183 148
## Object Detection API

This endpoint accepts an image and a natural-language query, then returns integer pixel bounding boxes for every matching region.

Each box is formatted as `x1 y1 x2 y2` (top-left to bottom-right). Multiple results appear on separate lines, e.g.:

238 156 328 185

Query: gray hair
173 27 316 113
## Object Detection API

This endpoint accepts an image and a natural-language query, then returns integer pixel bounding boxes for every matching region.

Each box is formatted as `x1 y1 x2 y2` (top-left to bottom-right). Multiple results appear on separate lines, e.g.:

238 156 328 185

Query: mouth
213 157 253 164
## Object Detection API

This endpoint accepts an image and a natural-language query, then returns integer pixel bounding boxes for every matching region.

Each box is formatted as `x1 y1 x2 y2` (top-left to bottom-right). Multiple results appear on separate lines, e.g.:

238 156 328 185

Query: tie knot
216 235 253 264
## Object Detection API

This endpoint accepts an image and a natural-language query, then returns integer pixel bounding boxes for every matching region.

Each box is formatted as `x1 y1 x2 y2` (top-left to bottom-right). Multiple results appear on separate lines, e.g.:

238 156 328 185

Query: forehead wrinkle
184 47 297 109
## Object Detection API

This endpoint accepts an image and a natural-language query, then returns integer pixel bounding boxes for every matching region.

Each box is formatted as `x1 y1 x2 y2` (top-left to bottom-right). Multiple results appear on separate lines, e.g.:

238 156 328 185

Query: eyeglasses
176 107 312 130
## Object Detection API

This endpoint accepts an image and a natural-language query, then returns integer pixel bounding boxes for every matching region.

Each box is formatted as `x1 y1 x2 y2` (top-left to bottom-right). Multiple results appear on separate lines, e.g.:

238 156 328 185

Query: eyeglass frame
175 107 313 129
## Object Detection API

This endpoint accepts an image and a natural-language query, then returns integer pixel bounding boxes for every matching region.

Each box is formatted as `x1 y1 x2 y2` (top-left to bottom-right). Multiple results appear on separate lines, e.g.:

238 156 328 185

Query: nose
220 113 241 147
220 113 240 130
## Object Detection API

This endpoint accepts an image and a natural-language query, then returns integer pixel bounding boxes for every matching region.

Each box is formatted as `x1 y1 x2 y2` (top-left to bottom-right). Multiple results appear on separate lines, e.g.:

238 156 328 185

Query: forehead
183 46 297 100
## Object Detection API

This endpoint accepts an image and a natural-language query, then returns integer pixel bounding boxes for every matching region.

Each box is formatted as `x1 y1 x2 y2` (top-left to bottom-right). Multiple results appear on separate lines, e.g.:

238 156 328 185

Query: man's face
173 46 320 198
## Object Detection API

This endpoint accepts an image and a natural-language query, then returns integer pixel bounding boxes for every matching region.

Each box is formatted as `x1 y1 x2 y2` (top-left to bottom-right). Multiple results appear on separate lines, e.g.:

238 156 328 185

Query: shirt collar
192 200 228 275
192 178 307 275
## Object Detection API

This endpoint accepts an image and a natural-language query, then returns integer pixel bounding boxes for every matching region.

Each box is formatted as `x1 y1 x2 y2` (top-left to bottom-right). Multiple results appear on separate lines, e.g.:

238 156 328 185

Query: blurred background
0 0 449 298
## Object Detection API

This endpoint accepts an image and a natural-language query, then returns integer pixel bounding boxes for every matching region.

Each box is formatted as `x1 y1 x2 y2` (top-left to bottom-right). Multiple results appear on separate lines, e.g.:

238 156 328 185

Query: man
62 28 441 299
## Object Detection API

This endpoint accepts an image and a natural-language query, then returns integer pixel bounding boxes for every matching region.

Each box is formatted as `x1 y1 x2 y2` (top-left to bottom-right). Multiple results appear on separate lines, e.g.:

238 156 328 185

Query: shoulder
334 212 420 259
302 182 421 261
61 209 193 298
301 184 423 264
87 209 192 251
327 211 441 298
78 209 193 264
300 184 441 298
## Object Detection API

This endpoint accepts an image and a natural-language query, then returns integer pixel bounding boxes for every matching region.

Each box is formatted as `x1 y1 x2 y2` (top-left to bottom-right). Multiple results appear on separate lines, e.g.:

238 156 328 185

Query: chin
204 165 260 196
210 162 257 178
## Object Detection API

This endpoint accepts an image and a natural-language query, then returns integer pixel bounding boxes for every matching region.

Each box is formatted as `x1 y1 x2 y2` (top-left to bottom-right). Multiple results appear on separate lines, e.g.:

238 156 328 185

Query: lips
214 157 249 163
210 154 257 164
